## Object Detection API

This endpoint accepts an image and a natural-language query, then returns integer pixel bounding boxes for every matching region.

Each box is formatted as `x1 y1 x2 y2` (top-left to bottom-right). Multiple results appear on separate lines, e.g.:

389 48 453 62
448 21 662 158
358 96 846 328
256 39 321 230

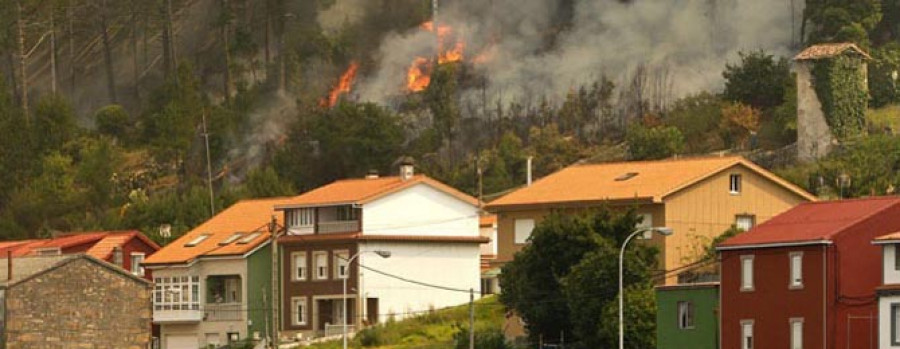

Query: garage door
165 334 199 349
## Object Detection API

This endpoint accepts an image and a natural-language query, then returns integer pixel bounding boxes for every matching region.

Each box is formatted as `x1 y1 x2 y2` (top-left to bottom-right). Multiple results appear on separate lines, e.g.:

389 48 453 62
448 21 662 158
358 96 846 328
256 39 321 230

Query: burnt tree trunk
221 0 233 102
99 0 118 104
16 0 28 120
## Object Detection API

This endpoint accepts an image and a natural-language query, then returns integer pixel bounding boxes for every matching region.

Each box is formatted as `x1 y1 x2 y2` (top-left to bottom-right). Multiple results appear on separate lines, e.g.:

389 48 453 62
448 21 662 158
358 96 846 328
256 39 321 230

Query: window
219 233 243 245
790 318 803 349
152 276 200 311
677 301 694 329
288 208 315 227
892 304 900 345
741 255 754 291
237 232 262 244
207 275 242 303
131 253 146 277
790 252 803 289
735 215 755 231
730 174 742 194
894 244 900 271
336 206 359 221
334 250 350 279
185 234 210 247
292 297 307 326
636 213 653 230
34 247 61 255
314 252 329 280
741 320 754 349
292 252 307 281
514 219 536 244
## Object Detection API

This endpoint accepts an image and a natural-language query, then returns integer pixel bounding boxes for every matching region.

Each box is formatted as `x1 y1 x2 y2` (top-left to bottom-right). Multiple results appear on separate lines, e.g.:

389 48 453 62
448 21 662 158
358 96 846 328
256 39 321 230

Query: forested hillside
0 0 898 243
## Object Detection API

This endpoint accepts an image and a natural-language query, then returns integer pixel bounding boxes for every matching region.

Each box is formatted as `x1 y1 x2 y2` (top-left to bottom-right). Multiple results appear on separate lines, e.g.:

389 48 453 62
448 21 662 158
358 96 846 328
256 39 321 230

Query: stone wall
796 61 835 162
5 257 152 349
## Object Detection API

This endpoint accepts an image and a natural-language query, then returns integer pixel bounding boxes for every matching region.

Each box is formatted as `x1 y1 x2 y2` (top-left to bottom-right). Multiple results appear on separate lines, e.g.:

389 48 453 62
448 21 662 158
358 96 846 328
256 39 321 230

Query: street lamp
343 250 391 349
619 226 673 349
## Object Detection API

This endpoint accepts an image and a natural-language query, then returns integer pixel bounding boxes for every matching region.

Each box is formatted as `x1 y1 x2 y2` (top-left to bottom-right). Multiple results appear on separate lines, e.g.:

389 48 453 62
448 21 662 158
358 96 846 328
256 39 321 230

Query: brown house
484 155 816 284
0 254 152 348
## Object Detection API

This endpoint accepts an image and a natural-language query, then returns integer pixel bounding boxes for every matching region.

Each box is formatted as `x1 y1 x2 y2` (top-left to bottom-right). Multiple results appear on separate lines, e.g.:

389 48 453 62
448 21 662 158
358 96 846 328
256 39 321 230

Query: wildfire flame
405 21 467 92
322 62 360 107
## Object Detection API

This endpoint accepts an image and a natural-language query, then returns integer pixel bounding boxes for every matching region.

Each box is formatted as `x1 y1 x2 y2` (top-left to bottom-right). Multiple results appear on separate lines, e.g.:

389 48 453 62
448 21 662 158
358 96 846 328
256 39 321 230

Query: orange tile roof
84 232 160 260
275 175 478 209
485 156 815 210
144 197 295 265
479 215 497 227
794 43 871 60
0 231 159 259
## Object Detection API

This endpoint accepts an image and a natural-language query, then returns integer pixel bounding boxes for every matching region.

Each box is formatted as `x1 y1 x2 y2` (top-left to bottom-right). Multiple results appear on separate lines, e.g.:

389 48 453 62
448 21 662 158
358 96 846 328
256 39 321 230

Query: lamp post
343 250 391 349
619 226 673 349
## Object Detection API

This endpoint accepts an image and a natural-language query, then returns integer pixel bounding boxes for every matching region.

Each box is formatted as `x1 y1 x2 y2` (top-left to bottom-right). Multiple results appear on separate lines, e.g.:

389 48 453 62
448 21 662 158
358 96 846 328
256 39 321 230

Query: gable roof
718 196 900 250
484 156 815 210
794 43 872 61
0 254 151 288
874 231 900 244
143 197 294 266
0 231 159 259
275 175 479 209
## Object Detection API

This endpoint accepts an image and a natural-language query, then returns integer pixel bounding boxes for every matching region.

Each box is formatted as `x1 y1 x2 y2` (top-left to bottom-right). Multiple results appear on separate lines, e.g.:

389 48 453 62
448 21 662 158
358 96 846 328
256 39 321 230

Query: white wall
357 241 481 323
885 245 900 284
479 224 498 256
362 183 479 237
880 296 900 348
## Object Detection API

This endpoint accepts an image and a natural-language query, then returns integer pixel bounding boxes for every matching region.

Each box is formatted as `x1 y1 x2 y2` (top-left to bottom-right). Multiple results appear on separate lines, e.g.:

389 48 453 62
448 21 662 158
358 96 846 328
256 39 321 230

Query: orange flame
407 57 432 92
322 62 359 107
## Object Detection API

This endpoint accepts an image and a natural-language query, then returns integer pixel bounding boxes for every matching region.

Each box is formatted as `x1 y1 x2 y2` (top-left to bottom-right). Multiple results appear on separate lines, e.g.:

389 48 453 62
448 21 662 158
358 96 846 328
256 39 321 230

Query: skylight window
184 234 210 247
237 232 263 245
615 172 639 181
219 233 244 246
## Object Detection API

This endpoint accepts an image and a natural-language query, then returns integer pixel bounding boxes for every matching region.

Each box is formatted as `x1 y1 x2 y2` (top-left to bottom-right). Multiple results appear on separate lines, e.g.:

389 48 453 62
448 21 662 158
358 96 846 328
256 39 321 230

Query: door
165 334 198 349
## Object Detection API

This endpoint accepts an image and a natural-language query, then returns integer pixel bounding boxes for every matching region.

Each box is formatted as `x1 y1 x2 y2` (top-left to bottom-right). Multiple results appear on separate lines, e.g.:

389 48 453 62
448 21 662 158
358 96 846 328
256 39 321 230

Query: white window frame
334 250 350 279
291 296 308 326
790 252 804 289
735 214 755 231
741 319 754 349
219 233 243 245
677 301 694 329
790 318 803 349
514 219 536 245
313 251 329 280
741 255 754 292
130 252 146 277
292 252 307 281
185 234 210 247
152 275 200 311
237 232 262 244
730 174 742 195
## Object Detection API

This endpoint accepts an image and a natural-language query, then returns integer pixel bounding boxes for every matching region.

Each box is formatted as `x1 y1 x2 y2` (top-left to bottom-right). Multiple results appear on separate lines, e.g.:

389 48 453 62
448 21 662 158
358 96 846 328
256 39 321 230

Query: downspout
823 244 827 349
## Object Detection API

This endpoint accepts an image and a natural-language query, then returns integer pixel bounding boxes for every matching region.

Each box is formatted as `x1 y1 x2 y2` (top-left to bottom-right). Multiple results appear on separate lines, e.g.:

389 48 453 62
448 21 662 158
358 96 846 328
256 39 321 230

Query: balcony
205 303 243 322
318 220 360 234
153 308 203 323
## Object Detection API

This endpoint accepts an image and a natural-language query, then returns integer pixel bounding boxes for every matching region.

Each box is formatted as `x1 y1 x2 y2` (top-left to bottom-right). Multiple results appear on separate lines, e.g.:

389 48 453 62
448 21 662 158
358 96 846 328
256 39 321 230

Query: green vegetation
303 296 507 349
812 55 869 139
499 208 658 348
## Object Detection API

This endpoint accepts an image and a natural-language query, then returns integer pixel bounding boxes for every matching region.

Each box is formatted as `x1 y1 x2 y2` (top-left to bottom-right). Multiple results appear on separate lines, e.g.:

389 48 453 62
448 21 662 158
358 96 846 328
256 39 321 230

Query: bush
453 326 509 349
357 327 384 347
625 124 684 160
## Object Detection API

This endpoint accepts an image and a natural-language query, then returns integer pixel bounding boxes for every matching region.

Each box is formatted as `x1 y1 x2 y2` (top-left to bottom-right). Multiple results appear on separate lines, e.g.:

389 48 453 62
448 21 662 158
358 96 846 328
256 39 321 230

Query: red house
717 197 900 349
0 230 160 280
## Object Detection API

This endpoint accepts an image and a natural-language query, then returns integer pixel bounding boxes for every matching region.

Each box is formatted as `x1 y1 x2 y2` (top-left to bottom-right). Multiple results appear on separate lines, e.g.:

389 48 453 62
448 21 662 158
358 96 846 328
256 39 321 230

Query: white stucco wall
151 258 249 348
357 241 481 323
361 183 479 237
880 296 900 348
885 245 900 284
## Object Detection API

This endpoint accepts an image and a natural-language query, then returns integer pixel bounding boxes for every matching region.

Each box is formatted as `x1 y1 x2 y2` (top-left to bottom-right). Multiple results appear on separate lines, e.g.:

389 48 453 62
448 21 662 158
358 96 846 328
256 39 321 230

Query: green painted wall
656 285 719 349
247 243 273 341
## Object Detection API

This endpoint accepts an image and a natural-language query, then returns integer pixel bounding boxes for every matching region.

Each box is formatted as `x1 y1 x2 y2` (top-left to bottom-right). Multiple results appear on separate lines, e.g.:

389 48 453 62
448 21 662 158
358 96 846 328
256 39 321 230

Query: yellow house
483 155 816 284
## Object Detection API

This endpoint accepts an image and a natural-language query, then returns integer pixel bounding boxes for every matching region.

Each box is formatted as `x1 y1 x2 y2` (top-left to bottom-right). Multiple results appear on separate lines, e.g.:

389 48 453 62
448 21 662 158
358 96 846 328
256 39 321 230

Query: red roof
0 231 160 259
718 197 900 249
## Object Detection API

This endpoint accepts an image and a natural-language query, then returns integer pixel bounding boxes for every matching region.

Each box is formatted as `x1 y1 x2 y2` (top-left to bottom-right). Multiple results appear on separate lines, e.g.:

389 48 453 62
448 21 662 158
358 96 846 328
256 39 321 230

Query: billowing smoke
356 0 802 105
317 0 367 33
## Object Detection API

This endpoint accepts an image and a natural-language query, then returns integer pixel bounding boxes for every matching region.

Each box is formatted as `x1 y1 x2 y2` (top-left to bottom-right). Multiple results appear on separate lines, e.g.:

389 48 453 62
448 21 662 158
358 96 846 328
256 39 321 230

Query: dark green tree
722 51 793 111
625 124 684 160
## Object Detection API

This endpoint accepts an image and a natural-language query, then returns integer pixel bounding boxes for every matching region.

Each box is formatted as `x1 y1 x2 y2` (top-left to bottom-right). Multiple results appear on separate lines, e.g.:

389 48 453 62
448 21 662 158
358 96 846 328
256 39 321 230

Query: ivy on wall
811 55 869 140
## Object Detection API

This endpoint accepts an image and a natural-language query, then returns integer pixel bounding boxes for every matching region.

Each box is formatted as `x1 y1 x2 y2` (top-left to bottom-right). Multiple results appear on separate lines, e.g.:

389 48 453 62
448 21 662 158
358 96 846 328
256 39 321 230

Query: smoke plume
356 0 802 105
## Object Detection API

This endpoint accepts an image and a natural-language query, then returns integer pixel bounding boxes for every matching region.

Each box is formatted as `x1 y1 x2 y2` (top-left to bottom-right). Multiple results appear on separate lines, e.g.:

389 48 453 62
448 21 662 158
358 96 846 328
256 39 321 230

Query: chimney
365 169 380 179
526 156 533 187
399 157 415 181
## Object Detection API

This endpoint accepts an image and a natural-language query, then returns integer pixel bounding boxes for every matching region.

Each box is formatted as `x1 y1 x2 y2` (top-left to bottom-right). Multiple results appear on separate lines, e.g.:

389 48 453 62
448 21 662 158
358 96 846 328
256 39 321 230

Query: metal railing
205 303 243 322
317 221 360 234
323 324 354 337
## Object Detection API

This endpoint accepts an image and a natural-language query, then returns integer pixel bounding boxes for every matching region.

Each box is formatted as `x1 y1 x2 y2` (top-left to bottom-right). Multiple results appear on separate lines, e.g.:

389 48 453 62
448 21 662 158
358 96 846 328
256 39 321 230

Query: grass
303 296 505 349
867 104 900 134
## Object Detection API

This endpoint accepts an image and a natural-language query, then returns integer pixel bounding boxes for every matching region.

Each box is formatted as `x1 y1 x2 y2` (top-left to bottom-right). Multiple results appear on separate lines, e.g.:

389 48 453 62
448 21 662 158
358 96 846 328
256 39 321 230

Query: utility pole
468 288 475 349
202 112 215 216
269 216 280 349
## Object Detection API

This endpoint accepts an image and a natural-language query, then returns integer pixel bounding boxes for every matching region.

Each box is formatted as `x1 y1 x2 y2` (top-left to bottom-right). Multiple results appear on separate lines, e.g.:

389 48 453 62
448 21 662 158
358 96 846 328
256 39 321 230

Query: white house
274 162 486 340
874 232 900 348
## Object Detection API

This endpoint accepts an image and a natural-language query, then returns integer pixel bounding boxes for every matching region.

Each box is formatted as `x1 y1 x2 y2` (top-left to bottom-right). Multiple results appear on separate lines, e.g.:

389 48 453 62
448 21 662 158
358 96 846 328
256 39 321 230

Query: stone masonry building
0 254 152 348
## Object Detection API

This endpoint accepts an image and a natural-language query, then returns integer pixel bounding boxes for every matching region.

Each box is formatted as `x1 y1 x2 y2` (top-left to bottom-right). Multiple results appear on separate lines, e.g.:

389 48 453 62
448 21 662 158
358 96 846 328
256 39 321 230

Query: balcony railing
323 324 355 337
205 303 243 322
153 308 203 323
318 220 360 234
